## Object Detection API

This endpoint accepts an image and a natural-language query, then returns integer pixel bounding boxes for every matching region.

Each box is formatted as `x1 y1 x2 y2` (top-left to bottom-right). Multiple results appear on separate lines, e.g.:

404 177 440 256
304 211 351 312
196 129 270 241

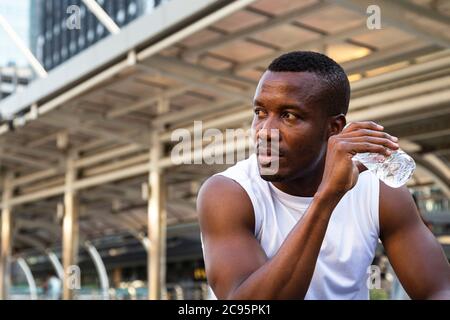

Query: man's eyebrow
253 100 308 113
253 99 265 107
279 103 304 110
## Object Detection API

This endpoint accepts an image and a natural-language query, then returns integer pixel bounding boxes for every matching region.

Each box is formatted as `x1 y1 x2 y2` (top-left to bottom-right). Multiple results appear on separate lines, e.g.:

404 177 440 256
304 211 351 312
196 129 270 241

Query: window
87 29 95 42
53 52 60 64
80 5 86 18
128 2 137 16
61 47 68 59
78 36 85 48
117 9 125 24
96 23 104 36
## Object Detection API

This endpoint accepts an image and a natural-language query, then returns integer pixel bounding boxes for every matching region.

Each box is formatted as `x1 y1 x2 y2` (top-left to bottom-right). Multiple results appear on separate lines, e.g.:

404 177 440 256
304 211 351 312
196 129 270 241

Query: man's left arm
380 183 450 299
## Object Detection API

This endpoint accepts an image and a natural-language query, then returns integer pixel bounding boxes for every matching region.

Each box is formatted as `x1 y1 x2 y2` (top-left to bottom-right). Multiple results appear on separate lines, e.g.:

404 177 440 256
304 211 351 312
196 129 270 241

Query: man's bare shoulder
197 175 254 233
379 182 421 239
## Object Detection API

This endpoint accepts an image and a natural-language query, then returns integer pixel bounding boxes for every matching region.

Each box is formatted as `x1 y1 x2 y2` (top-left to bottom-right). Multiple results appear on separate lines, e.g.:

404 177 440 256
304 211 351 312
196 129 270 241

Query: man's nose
257 117 279 142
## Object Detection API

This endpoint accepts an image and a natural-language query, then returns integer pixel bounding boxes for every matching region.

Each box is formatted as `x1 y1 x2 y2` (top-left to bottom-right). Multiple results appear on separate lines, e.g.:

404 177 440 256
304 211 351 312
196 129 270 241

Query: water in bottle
352 149 415 188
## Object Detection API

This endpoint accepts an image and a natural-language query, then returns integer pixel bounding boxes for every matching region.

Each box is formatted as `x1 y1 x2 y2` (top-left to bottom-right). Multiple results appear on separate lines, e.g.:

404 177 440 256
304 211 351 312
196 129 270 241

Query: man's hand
318 121 399 197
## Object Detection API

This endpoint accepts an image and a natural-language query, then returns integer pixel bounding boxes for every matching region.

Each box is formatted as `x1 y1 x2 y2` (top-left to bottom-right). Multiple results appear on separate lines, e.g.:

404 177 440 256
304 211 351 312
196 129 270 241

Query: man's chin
257 164 285 182
260 173 284 182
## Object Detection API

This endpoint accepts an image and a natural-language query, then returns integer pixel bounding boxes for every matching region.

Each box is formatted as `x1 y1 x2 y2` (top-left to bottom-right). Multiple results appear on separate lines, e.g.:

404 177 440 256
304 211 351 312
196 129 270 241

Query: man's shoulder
378 182 420 238
215 154 258 181
197 175 255 233
197 175 252 208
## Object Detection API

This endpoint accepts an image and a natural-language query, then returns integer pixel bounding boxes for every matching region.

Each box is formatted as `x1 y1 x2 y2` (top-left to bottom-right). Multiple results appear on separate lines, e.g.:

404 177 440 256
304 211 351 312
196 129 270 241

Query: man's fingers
342 128 398 142
341 136 399 151
338 141 394 157
343 121 383 133
351 142 393 157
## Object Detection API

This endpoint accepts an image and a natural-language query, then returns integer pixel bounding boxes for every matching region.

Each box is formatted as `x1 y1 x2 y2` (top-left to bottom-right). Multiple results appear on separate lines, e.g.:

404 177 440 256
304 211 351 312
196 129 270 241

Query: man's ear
327 114 346 139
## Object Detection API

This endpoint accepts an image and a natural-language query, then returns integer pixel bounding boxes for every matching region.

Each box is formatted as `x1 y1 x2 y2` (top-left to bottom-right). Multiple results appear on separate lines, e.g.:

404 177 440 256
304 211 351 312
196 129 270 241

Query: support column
62 153 79 300
0 172 14 300
147 130 166 300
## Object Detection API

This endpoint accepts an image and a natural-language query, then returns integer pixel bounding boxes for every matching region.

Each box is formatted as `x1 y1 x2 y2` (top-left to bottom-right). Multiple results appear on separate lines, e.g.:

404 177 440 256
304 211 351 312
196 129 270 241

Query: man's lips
256 147 285 165
256 147 284 157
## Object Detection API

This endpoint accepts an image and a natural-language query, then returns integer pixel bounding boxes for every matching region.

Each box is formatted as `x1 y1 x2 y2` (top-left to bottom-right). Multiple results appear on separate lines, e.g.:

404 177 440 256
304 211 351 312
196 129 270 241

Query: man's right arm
198 175 342 299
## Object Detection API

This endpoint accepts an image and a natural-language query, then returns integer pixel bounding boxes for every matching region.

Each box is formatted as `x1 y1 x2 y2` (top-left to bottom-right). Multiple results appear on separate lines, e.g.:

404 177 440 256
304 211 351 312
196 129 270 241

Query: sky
0 1 31 67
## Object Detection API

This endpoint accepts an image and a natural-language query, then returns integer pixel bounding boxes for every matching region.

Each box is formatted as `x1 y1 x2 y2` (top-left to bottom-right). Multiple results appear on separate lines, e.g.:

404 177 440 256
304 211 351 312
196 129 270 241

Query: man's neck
272 165 325 198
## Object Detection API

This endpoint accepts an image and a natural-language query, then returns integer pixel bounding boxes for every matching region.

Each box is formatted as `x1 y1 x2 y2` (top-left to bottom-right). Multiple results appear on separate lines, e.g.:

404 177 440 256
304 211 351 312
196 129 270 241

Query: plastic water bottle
352 149 415 188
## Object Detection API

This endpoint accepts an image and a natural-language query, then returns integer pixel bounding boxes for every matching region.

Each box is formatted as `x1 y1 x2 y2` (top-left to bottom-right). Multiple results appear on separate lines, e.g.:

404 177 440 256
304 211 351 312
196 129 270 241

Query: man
197 51 450 300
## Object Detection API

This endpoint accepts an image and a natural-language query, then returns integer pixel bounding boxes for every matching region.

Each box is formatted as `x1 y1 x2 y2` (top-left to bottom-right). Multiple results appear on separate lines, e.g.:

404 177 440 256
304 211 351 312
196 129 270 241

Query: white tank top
211 153 380 300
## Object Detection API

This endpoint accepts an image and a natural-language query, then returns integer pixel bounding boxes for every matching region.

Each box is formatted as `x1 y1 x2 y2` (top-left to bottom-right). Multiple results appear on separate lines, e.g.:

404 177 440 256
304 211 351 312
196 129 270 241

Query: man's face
252 71 330 182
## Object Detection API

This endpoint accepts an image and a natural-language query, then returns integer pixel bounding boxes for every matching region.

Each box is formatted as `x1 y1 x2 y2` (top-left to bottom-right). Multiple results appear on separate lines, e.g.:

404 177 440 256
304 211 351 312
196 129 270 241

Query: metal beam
347 89 450 121
333 0 450 48
350 75 450 110
14 234 47 251
75 144 143 169
182 2 326 57
383 0 450 27
37 113 148 147
342 42 438 75
0 150 55 170
15 219 60 239
350 53 450 91
0 172 14 300
0 15 47 78
148 55 256 88
137 0 260 61
414 155 450 198
234 23 368 71
137 63 252 102
81 0 120 34
84 241 109 300
422 154 450 182
106 85 191 119
401 128 450 142
16 258 38 300
47 251 64 281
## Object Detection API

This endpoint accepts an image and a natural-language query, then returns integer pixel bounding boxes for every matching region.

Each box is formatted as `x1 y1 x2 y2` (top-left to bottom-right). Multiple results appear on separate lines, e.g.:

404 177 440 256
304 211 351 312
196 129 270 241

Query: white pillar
0 172 14 300
62 153 79 300
147 131 166 300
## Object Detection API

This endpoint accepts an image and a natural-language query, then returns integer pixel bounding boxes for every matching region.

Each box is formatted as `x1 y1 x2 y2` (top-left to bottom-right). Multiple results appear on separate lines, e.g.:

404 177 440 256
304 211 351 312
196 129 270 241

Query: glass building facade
31 0 168 71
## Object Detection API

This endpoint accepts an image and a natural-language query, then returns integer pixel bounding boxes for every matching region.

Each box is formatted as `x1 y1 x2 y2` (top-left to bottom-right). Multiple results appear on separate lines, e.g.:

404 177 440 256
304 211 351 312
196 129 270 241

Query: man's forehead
255 71 323 101
256 71 321 92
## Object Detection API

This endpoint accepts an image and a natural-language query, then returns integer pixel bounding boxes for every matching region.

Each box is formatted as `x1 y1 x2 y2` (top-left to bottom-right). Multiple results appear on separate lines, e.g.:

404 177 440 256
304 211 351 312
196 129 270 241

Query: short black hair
267 51 350 116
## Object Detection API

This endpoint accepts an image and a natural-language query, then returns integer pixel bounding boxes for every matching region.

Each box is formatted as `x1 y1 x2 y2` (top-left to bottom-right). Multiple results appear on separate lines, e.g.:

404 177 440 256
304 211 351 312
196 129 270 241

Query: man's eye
282 112 297 120
254 109 265 117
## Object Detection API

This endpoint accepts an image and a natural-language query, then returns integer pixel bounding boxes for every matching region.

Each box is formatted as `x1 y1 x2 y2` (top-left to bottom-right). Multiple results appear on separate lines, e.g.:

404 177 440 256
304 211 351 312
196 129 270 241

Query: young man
197 51 450 300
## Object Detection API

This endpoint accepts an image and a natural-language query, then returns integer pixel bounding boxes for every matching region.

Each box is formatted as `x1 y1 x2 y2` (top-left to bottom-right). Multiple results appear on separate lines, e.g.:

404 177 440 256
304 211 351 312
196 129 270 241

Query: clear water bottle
352 149 416 188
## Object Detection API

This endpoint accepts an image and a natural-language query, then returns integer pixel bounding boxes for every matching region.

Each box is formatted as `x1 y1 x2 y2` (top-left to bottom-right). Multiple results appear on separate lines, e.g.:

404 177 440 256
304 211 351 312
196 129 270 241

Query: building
0 66 33 100
31 0 168 71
